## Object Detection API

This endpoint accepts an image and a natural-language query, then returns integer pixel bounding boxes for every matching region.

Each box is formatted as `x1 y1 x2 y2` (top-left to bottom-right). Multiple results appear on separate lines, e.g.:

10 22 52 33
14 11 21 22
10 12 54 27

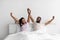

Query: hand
28 11 31 15
10 12 13 16
27 8 31 15
52 16 55 19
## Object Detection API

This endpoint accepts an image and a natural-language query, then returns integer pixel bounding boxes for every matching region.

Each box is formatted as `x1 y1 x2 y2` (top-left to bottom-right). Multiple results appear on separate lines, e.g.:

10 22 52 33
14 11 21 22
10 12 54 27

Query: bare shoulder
15 19 19 24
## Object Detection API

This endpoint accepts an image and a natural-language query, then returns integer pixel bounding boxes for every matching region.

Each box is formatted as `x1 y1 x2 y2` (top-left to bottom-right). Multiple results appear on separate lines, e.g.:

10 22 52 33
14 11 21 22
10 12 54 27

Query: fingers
52 16 55 19
27 8 30 11
27 8 31 15
10 12 13 16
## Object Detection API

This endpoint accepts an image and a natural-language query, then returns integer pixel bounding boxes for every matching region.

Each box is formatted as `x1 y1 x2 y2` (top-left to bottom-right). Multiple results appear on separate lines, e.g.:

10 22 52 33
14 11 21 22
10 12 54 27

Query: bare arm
27 8 34 23
27 15 30 23
30 15 34 23
10 12 19 24
45 16 55 25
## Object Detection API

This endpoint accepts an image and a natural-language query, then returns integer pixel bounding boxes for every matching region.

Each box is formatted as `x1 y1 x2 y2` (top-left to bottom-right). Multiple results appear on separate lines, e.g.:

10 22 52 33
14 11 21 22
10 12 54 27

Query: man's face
36 17 41 23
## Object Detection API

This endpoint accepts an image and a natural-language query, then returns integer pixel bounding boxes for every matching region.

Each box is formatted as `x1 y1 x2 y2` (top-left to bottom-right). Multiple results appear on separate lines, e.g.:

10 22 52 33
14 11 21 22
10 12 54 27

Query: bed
4 31 60 40
4 23 60 40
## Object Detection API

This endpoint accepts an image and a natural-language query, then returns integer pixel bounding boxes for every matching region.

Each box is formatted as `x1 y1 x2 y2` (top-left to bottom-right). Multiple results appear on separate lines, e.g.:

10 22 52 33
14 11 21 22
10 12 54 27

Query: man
28 8 55 32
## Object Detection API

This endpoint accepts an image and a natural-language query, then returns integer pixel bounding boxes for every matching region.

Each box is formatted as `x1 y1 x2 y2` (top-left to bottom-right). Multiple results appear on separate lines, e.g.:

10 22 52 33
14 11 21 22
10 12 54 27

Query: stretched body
10 8 31 31
27 8 55 31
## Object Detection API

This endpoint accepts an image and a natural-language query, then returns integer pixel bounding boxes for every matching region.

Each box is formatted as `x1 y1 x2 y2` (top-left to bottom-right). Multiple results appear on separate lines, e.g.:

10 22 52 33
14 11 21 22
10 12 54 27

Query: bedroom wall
0 0 60 40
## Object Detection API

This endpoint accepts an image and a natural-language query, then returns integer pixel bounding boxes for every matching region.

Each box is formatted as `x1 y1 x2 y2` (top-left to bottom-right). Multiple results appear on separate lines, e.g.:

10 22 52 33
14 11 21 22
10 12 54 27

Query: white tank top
20 23 30 32
33 23 47 33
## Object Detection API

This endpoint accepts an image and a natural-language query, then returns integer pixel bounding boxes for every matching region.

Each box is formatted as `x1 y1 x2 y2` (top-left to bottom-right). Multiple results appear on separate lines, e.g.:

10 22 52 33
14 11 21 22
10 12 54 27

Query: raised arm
10 12 19 24
45 16 55 25
27 8 34 23
30 15 34 23
27 8 31 23
27 14 30 23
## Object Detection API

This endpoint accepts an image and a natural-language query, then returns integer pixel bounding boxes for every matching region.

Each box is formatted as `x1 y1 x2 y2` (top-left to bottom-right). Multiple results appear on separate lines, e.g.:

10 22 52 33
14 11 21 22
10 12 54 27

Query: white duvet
5 23 60 40
4 30 60 40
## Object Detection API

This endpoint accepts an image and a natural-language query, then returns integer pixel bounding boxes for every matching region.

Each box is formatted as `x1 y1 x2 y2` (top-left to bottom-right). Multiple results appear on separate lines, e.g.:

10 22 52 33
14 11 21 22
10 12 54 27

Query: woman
10 8 31 31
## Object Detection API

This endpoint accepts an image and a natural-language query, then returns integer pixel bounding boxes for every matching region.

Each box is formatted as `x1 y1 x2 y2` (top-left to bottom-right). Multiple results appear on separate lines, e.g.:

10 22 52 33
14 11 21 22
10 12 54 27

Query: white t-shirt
33 22 47 33
20 23 31 32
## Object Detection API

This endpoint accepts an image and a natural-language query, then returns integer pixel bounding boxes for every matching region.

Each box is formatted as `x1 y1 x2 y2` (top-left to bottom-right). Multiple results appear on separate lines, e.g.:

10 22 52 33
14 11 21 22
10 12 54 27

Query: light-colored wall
0 0 60 40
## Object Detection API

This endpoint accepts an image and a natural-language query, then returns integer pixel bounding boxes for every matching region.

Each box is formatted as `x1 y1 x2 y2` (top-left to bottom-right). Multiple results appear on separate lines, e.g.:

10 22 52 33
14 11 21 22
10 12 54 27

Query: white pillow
9 23 20 34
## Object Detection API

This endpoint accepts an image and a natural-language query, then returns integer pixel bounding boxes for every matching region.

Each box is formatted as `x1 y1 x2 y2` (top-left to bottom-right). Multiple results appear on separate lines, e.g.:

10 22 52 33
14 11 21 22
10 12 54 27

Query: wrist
11 15 13 17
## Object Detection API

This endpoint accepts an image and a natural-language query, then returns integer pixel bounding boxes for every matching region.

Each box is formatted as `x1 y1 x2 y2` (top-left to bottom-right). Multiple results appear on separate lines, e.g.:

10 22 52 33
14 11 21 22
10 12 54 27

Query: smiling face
36 16 41 23
19 17 26 26
21 18 26 24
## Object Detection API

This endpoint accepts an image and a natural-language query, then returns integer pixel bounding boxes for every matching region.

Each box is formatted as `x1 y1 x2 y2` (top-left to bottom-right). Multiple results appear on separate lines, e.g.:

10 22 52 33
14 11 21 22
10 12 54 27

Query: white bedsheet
4 30 60 40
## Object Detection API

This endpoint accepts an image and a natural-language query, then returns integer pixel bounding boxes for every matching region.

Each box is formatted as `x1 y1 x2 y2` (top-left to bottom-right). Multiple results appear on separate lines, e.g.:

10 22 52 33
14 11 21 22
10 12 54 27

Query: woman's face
22 18 26 24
